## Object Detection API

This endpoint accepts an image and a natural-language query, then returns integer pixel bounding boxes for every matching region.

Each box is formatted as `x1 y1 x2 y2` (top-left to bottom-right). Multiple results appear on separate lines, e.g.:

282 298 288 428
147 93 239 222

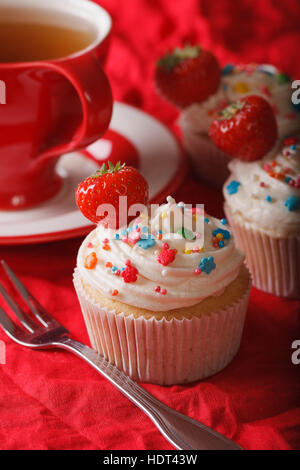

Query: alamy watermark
96 197 205 250
0 340 6 365
291 340 300 365
292 80 300 105
0 80 6 104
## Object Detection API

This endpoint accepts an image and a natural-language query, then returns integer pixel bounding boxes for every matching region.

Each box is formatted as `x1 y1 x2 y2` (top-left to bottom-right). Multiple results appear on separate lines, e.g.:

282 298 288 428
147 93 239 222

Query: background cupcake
160 57 300 187
74 180 251 384
223 135 300 299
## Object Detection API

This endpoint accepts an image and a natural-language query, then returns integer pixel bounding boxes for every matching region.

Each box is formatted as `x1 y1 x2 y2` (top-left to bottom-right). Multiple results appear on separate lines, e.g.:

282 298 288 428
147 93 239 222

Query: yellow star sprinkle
234 82 250 94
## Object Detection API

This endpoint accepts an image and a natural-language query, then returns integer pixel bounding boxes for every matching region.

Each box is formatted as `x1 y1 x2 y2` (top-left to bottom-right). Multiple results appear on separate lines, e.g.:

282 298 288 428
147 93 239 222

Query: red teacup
0 0 113 210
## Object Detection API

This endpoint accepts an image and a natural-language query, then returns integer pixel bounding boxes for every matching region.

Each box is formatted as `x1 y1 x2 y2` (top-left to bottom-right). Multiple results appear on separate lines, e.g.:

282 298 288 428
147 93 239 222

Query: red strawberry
209 95 278 161
157 243 177 266
155 45 221 108
76 162 149 228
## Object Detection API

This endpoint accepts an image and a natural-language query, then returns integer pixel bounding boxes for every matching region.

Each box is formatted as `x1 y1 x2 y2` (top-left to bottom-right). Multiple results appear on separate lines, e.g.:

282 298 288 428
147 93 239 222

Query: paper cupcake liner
225 205 300 299
74 269 251 385
180 127 230 188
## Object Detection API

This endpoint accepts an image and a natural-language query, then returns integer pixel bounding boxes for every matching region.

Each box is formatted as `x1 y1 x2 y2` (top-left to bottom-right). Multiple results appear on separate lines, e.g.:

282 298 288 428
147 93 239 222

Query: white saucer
0 102 185 245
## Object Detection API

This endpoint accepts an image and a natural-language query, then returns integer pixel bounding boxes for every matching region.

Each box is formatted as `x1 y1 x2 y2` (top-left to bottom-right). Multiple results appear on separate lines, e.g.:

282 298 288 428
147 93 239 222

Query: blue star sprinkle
212 228 231 240
284 196 300 212
226 180 241 195
137 235 156 250
222 64 234 75
199 256 216 275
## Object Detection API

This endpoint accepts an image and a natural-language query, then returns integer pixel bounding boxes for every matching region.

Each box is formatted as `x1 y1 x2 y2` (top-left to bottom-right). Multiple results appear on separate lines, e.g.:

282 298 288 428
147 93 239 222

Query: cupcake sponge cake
74 196 251 384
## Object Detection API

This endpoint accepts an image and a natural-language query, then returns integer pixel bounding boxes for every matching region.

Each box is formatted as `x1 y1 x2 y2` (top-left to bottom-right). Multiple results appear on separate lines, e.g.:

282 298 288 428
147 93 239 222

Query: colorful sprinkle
234 82 250 94
161 289 167 295
194 268 201 275
212 228 231 240
121 262 139 283
155 286 161 293
227 180 241 195
137 235 156 250
199 256 216 275
112 290 119 296
222 64 234 75
157 245 177 266
284 196 300 212
266 195 273 203
220 218 227 225
128 229 141 244
277 72 291 84
84 252 98 270
177 227 195 240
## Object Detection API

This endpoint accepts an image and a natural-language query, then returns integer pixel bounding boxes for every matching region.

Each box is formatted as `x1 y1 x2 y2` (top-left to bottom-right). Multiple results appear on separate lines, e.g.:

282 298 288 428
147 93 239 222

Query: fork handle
56 337 242 450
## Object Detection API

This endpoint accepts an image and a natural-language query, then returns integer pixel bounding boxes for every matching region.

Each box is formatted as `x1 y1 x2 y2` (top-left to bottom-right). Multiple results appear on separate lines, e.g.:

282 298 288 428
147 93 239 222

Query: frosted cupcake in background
155 47 300 187
74 163 251 385
223 135 300 299
179 64 300 186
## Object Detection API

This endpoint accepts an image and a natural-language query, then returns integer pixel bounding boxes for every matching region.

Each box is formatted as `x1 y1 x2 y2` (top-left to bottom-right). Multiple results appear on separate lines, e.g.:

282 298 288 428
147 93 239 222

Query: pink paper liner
74 269 251 385
225 204 300 299
180 127 230 188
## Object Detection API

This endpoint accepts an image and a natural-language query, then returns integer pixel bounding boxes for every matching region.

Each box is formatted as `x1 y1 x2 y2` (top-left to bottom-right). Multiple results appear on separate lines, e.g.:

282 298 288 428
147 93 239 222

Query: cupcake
178 63 300 186
223 135 300 299
74 181 251 384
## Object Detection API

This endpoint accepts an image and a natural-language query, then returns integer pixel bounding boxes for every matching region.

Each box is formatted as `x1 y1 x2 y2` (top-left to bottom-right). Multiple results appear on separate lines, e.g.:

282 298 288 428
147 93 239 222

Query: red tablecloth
0 0 299 451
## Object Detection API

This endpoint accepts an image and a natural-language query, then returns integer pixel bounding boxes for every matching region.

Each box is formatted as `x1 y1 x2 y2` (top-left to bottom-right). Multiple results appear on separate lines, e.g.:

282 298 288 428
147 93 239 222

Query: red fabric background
0 0 300 450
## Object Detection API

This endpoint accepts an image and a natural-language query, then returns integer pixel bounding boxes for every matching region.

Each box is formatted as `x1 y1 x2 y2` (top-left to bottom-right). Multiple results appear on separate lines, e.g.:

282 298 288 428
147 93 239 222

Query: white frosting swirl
179 64 300 139
77 197 244 311
178 87 227 134
223 136 300 237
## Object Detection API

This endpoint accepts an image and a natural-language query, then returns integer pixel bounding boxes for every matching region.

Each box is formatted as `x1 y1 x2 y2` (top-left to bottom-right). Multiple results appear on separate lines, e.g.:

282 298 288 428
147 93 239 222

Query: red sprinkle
122 264 138 283
155 286 161 293
194 268 201 275
112 290 119 296
161 289 167 295
157 247 177 266
284 137 298 146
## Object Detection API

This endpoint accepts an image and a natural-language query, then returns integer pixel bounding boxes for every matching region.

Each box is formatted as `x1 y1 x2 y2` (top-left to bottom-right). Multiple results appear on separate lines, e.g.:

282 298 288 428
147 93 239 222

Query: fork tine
0 305 27 340
0 283 37 333
0 260 58 328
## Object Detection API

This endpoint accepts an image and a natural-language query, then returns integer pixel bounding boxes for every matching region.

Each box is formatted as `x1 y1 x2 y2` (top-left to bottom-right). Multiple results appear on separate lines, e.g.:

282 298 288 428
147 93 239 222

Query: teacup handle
36 52 113 160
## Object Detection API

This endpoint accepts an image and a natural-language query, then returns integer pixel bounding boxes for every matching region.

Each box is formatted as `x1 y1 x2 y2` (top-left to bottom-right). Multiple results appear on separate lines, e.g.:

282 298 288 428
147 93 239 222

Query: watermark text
292 80 300 105
0 80 6 104
0 340 6 365
291 340 300 365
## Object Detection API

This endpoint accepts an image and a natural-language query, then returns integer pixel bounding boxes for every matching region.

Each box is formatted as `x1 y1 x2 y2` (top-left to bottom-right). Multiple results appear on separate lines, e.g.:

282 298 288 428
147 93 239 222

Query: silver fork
0 260 242 451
